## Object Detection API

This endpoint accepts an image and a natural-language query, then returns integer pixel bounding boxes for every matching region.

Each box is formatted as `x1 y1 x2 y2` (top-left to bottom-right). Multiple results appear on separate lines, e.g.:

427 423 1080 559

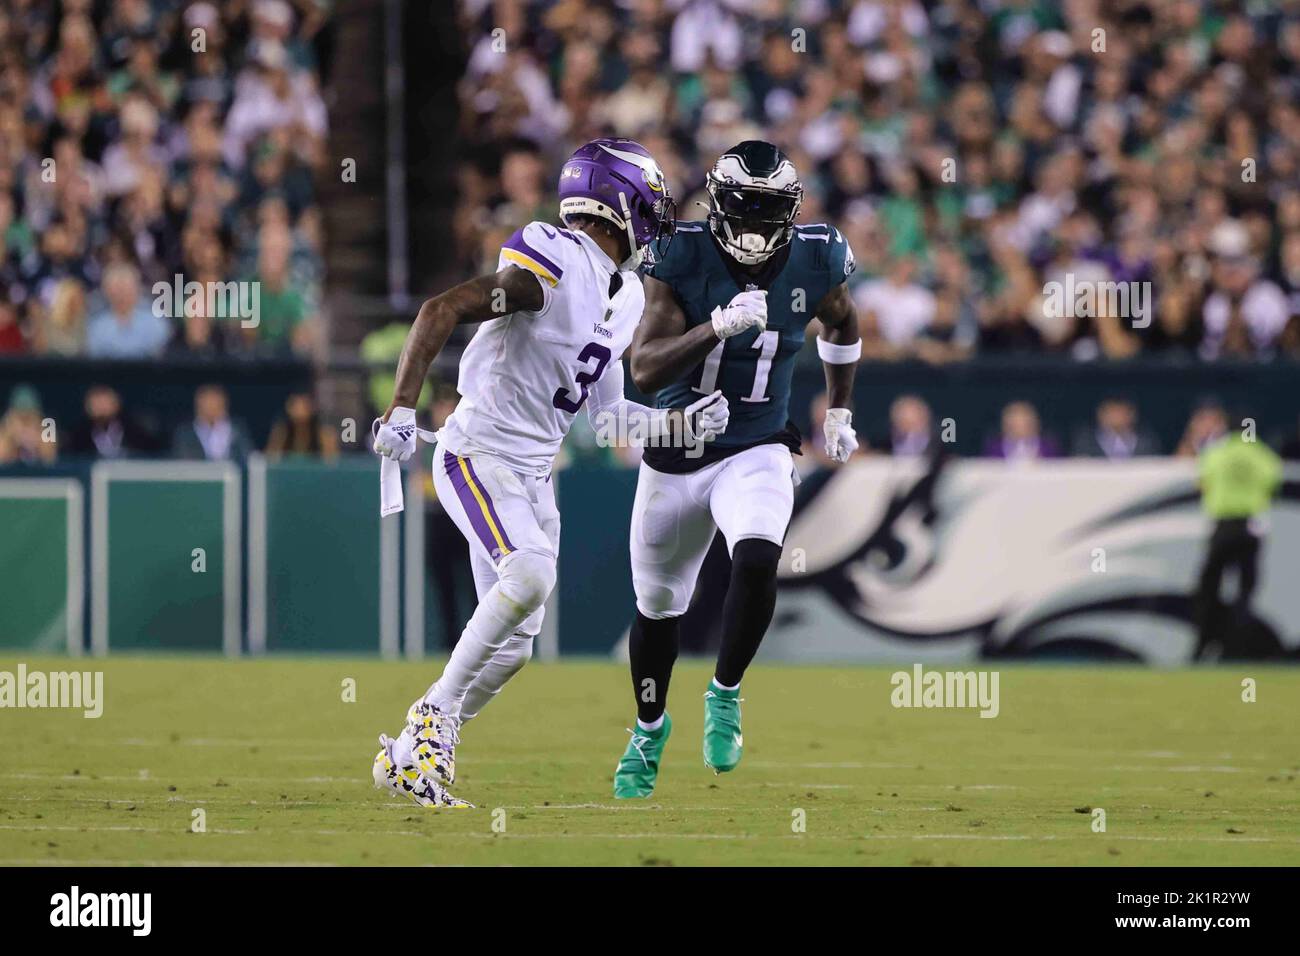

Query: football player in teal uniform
614 141 862 797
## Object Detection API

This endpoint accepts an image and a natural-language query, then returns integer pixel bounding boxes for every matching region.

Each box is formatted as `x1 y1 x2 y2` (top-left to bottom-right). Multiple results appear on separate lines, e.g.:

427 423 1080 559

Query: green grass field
1 656 1297 866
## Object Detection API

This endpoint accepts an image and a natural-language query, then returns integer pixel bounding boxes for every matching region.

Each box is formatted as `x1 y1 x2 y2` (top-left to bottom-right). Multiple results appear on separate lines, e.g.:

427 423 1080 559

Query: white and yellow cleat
373 734 472 809
403 697 460 785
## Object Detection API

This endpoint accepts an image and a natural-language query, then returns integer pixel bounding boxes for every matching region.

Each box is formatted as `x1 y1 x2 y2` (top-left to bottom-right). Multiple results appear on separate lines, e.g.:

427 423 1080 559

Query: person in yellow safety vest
1194 408 1284 660
360 322 433 417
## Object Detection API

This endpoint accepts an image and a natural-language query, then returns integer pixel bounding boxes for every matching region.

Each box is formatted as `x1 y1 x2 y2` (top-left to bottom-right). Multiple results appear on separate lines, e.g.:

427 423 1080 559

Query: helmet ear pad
559 196 636 267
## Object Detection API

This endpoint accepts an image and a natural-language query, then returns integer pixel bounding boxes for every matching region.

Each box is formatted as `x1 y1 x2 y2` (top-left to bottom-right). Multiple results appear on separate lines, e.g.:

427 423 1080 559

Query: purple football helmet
557 138 676 268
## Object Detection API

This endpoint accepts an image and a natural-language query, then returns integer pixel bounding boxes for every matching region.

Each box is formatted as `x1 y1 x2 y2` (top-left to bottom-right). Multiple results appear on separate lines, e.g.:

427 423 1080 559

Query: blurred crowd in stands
0 379 335 464
0 0 331 360
8 374 1298 465
9 366 1299 464
6 1 1300 469
799 391 1300 467
454 0 1300 362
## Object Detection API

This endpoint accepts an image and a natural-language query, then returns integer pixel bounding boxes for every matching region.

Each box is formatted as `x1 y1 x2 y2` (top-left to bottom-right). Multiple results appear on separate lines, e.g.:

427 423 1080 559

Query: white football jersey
437 221 645 476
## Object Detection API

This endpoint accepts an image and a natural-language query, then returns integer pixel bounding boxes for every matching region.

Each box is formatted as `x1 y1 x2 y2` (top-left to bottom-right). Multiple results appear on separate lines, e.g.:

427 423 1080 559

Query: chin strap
704 205 778 265
723 229 777 264
618 192 643 269
731 231 773 263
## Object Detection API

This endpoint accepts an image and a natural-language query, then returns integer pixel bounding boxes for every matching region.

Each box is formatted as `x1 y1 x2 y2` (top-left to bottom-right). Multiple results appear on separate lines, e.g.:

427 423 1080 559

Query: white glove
711 290 767 339
683 390 729 443
372 406 418 462
823 407 858 463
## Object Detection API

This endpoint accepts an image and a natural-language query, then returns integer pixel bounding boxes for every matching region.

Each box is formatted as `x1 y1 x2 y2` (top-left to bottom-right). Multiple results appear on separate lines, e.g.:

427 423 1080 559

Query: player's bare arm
628 275 719 393
813 280 859 409
812 279 861 462
630 274 768 393
385 265 543 416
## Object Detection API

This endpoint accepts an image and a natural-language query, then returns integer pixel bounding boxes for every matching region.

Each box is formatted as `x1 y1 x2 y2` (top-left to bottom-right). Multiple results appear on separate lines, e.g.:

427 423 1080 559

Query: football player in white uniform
370 138 730 808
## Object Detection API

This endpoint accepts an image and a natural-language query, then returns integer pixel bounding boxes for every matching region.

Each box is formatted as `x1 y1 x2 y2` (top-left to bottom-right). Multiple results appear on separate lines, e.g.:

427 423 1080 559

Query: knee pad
730 538 782 582
497 548 557 613
634 572 693 620
636 597 687 621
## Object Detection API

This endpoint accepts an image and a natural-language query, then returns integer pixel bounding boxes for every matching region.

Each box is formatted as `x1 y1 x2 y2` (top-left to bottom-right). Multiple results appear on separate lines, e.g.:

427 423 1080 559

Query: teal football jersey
642 221 854 470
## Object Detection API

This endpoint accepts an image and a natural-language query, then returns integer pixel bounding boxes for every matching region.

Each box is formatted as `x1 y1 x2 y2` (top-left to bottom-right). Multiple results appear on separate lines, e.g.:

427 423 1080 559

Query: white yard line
0 773 362 784
513 803 719 811
860 833 1300 844
746 761 909 769
0 823 758 840
0 795 347 808
5 823 1296 845
0 859 339 867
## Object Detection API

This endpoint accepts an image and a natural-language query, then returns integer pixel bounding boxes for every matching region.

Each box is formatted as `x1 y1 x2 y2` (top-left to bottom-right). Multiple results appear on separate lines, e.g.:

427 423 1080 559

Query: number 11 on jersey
694 318 778 404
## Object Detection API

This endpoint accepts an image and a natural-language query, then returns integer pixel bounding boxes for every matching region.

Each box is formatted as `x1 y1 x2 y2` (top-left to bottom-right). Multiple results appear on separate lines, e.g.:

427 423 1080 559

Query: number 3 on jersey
693 319 778 404
553 342 612 412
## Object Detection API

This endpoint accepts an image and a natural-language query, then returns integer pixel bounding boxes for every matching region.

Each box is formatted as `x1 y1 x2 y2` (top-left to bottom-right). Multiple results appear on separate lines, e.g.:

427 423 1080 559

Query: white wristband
817 337 862 364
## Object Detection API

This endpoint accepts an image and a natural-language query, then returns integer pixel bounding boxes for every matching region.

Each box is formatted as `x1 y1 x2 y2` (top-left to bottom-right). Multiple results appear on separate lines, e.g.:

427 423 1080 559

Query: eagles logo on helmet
705 140 804 266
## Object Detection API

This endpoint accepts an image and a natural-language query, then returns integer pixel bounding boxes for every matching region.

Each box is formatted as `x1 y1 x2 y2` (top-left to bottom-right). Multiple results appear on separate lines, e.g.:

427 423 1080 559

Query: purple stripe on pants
461 456 516 552
443 451 514 560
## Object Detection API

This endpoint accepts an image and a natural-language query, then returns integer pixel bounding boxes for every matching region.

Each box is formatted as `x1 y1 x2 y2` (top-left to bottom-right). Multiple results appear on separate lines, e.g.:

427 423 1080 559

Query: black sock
714 538 781 687
629 611 679 725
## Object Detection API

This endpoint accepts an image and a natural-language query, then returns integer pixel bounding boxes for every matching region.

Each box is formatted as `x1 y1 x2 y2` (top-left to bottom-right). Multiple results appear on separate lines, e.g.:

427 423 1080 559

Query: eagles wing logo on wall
771 458 1300 663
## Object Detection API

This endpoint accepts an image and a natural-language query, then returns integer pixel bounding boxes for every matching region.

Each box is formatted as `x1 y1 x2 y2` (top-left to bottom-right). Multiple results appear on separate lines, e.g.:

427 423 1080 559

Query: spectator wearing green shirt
244 222 313 354
1193 409 1284 660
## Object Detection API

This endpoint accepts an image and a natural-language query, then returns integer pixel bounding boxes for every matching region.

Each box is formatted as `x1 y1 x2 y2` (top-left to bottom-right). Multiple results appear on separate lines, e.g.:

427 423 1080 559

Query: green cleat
613 714 672 799
703 682 743 773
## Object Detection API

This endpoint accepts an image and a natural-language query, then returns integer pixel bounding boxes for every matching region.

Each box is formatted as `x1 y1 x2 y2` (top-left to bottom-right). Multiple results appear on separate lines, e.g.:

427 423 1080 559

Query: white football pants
630 443 795 621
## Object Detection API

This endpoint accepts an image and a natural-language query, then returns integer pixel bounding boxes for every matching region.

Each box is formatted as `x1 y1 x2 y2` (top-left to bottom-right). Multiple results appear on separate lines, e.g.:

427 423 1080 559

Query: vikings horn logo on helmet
597 142 666 193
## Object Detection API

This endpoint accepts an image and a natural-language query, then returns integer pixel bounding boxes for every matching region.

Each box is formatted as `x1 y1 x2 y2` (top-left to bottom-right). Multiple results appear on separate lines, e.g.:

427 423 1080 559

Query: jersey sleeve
792 224 856 316
793 224 855 283
498 221 572 313
823 225 856 287
811 223 852 287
